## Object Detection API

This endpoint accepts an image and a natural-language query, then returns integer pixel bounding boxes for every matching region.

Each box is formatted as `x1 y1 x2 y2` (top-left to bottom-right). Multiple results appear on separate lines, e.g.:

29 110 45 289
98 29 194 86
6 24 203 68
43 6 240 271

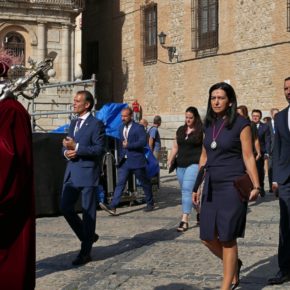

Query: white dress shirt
288 106 290 131
123 122 132 140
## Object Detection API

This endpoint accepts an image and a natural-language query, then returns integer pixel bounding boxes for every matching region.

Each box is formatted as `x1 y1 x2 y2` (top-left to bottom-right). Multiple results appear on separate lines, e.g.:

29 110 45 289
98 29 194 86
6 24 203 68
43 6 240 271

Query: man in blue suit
100 107 154 215
251 109 271 196
60 90 105 266
268 108 279 194
268 77 290 285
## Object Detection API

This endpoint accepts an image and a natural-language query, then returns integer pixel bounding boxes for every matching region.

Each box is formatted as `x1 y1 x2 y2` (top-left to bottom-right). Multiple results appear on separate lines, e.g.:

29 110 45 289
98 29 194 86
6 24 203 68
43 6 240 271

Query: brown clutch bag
233 173 253 201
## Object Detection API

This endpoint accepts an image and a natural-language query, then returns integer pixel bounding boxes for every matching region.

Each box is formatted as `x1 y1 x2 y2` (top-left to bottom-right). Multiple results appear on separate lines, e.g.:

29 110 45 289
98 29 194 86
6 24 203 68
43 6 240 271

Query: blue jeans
96 184 105 203
176 164 199 214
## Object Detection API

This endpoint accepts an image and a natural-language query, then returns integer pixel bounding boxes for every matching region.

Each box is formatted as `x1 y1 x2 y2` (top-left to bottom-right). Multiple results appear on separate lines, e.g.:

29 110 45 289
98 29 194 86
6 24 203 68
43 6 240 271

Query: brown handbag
233 173 253 201
168 158 178 173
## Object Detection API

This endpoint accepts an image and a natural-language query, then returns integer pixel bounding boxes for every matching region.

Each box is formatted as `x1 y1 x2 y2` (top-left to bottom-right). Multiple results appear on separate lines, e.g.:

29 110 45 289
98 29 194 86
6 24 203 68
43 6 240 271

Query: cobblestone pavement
36 170 289 290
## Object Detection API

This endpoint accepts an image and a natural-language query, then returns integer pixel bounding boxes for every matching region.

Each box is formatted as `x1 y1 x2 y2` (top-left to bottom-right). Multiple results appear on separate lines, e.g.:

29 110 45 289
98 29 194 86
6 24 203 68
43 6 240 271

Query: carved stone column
62 24 71 81
37 22 46 61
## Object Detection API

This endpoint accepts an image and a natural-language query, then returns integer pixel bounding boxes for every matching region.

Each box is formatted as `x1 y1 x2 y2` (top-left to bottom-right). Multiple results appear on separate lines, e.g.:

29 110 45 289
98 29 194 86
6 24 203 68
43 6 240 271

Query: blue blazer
118 122 147 169
273 107 290 184
63 114 105 187
257 122 271 154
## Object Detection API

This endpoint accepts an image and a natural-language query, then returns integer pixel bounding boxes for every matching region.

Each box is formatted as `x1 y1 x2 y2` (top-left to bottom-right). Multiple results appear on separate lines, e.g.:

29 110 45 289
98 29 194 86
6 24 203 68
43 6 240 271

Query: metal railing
28 76 96 132
0 0 84 9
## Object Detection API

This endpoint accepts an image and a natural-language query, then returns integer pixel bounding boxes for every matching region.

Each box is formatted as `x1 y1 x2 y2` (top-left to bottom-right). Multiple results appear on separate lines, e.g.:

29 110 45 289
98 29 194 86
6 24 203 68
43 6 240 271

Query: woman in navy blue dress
193 82 260 290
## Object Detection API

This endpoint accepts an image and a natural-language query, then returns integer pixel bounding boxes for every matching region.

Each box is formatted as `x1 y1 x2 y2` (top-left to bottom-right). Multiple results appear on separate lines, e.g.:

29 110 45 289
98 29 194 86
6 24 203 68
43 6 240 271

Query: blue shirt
148 126 161 152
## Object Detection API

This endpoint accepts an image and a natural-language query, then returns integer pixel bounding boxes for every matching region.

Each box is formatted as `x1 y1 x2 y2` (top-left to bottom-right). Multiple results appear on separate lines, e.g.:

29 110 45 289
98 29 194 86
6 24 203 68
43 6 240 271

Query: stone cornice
0 1 82 14
0 8 75 24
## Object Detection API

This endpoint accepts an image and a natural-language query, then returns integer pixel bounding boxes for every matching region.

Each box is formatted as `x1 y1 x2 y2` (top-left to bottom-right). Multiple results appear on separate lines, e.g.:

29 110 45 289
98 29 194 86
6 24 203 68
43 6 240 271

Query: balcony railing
0 0 84 10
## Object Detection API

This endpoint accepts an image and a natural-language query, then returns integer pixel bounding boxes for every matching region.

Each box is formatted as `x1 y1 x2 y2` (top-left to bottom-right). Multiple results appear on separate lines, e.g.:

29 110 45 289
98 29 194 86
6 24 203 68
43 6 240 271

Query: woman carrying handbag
168 107 203 232
192 82 260 290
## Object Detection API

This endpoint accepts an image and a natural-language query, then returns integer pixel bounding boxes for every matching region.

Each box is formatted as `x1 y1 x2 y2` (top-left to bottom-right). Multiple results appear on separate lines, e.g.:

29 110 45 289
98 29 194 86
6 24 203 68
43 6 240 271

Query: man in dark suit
268 108 279 194
100 107 154 215
251 109 271 196
60 90 105 266
268 77 290 285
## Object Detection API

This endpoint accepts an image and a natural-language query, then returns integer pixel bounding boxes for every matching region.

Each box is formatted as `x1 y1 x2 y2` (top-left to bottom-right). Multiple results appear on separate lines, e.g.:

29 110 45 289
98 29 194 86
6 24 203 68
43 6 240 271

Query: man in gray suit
61 91 105 266
268 78 290 285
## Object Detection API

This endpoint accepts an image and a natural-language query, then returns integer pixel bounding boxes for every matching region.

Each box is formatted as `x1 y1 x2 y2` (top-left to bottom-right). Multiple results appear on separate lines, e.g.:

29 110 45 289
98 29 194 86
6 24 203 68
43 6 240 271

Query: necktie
75 118 82 135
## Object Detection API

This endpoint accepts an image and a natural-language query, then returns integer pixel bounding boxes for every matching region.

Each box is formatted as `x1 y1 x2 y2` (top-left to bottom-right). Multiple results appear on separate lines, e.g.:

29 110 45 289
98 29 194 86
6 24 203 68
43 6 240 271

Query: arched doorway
0 32 26 77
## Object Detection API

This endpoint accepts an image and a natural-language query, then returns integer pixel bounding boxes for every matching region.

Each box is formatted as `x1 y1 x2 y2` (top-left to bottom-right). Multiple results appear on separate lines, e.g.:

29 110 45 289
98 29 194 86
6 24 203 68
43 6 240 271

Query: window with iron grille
192 0 218 53
2 32 25 78
4 32 25 63
288 0 290 31
141 3 157 64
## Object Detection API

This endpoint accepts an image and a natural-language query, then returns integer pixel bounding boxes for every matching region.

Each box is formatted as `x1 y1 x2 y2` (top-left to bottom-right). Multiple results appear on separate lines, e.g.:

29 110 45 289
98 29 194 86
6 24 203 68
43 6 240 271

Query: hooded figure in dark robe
0 95 35 290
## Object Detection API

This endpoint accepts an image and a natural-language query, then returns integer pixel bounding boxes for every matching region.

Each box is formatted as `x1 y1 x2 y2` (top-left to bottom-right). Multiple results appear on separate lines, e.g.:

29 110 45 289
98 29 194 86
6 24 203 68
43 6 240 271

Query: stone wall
105 0 290 140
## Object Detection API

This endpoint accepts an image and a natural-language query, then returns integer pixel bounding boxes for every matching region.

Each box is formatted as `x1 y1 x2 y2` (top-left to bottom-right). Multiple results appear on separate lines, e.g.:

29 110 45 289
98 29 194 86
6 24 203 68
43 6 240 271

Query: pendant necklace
211 119 226 150
185 127 194 140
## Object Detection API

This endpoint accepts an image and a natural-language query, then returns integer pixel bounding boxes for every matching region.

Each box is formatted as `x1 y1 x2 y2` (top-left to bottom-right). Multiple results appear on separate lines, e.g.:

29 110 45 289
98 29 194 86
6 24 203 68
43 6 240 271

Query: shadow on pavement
36 227 180 279
93 227 180 260
154 283 203 290
249 192 278 207
238 254 280 289
99 185 182 216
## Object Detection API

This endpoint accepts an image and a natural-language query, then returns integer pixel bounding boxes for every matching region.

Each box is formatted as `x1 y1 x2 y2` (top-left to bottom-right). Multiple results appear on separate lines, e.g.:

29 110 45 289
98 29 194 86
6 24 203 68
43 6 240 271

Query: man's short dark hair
284 77 290 82
153 115 162 125
123 107 133 115
77 90 94 111
252 109 262 118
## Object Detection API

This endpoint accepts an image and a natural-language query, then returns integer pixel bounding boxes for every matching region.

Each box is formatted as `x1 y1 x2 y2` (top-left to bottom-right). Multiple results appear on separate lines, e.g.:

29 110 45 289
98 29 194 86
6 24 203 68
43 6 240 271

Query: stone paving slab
36 170 290 290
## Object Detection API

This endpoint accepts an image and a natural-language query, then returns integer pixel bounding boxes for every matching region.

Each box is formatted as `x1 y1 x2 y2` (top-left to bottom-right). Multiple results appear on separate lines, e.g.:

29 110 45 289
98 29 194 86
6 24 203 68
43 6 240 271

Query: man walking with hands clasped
61 90 105 266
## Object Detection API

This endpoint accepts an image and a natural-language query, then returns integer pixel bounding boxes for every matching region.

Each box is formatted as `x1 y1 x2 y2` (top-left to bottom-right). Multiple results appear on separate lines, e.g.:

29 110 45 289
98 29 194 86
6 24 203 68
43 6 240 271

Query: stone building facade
0 0 86 131
82 0 290 143
0 0 83 81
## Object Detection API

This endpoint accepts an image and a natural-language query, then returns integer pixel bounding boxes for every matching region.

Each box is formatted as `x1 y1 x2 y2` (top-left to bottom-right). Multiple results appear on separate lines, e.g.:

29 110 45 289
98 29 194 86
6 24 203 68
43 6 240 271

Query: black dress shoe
99 202 117 216
143 205 154 212
268 270 290 285
72 254 92 266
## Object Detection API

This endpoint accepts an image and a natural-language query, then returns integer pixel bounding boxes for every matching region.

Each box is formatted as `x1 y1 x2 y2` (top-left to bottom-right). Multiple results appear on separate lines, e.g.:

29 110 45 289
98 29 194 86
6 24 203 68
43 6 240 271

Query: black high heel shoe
231 258 243 290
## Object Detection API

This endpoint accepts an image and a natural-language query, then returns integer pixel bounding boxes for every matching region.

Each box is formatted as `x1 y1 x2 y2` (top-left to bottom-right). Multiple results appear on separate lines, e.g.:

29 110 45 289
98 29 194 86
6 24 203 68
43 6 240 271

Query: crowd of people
1 77 290 289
